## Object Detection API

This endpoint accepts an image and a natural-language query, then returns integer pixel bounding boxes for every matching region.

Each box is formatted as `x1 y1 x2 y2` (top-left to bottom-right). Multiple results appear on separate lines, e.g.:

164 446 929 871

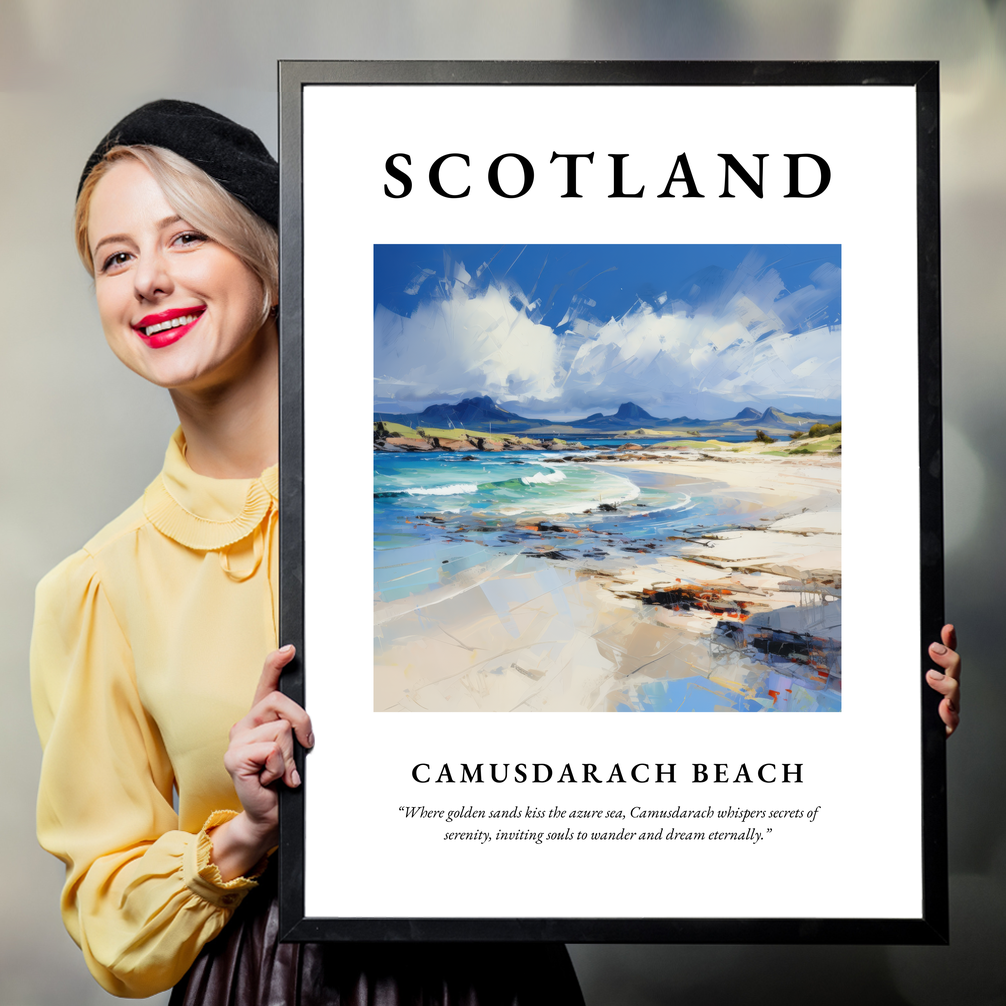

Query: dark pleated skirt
169 869 584 1006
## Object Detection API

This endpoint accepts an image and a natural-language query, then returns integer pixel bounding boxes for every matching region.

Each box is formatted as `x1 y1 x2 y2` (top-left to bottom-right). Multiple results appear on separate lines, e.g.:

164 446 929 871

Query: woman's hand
209 645 314 881
926 624 961 738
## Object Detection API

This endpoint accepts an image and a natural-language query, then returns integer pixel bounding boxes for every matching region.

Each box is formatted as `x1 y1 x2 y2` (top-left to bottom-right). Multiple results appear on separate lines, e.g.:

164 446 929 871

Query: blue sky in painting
374 244 841 421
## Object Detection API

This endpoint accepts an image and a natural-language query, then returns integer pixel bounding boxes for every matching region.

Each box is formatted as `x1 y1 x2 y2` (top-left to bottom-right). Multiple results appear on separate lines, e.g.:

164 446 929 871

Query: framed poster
277 61 946 943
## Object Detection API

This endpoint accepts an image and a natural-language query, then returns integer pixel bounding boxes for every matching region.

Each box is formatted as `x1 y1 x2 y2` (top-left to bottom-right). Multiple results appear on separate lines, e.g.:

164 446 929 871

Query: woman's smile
133 305 207 347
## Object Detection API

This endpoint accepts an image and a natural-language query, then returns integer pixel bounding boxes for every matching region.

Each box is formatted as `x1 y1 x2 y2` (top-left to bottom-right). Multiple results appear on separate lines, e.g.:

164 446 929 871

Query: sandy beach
374 447 841 713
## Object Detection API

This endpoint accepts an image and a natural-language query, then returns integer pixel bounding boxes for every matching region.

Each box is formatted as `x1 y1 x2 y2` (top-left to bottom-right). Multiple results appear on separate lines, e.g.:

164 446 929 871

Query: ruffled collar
143 428 278 551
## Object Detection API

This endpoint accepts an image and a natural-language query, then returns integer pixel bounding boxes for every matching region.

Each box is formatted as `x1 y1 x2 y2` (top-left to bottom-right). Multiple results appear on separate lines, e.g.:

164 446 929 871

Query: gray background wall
1 2 1003 1003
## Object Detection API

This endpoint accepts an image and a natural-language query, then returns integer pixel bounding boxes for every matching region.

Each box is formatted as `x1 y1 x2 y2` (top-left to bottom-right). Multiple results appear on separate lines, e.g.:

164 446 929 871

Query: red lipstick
132 306 206 349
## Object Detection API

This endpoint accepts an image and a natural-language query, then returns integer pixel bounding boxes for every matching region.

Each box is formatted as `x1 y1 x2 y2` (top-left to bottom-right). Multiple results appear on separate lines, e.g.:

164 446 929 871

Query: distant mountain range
374 396 839 436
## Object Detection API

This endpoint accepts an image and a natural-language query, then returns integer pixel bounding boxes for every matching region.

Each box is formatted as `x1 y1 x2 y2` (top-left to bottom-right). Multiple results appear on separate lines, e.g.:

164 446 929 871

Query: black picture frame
277 60 945 944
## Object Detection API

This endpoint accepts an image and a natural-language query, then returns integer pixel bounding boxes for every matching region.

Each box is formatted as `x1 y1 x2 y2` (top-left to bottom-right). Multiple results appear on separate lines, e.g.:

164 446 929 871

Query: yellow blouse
31 429 279 998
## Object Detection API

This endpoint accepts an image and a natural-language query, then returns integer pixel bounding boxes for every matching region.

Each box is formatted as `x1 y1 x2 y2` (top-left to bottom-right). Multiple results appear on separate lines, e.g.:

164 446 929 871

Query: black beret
78 99 278 228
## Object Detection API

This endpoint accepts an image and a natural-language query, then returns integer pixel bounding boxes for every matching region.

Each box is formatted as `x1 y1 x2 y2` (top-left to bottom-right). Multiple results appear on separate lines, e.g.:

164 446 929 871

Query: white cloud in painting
560 301 840 410
374 275 563 404
375 252 840 418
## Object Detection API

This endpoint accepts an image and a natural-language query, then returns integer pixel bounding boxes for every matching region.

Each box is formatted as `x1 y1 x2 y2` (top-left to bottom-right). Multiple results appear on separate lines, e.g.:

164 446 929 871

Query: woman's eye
101 251 132 273
173 231 208 248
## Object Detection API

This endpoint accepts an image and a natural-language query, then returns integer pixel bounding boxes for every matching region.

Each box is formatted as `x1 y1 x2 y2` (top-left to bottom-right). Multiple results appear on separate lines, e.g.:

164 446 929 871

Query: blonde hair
75 145 278 322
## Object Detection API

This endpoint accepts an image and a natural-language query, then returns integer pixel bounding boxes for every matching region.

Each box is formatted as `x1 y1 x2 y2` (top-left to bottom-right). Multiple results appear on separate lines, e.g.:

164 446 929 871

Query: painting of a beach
373 245 841 713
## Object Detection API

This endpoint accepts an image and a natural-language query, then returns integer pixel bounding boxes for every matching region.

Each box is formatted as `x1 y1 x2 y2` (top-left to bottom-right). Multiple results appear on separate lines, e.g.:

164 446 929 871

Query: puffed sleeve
31 549 261 998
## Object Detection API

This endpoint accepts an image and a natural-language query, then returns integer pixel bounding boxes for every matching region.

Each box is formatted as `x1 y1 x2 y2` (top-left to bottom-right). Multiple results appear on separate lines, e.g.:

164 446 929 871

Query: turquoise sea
375 442 754 601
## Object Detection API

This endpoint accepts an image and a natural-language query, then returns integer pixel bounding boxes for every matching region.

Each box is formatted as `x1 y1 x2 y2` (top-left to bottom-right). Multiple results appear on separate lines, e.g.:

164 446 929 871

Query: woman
31 100 586 1003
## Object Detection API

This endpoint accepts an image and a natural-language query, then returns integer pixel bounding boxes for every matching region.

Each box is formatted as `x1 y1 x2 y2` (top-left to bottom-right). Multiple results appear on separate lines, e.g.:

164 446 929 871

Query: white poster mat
301 84 919 920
